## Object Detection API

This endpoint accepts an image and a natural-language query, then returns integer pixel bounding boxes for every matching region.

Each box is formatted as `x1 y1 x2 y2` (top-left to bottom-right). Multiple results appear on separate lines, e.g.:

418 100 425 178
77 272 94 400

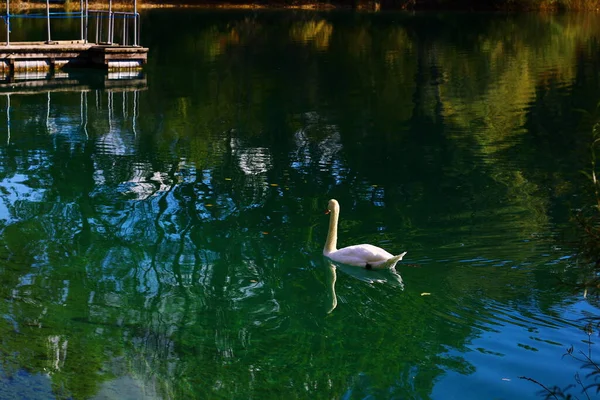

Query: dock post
46 0 52 43
80 0 83 41
134 0 138 46
108 0 113 44
5 0 9 46
85 0 88 43
96 12 100 43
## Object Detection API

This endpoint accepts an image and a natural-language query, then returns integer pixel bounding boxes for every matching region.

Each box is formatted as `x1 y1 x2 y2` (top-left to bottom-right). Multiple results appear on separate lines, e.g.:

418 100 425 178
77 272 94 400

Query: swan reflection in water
325 260 404 314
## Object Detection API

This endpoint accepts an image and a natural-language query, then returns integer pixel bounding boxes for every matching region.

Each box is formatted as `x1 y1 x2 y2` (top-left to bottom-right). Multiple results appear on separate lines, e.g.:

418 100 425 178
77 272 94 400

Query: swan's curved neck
324 206 339 255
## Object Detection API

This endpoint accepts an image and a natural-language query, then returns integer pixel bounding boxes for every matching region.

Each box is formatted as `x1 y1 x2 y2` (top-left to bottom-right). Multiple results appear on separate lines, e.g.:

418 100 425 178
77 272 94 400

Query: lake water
0 8 599 400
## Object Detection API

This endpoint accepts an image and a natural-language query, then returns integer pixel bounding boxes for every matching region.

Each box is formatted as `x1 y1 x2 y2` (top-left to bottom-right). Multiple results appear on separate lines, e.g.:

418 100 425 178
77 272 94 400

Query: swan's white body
323 199 407 269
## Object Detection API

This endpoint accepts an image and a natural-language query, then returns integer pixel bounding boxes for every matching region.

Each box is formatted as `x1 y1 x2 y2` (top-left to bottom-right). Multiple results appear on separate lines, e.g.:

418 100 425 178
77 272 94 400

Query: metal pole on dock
96 13 101 43
85 0 88 43
108 0 113 44
5 0 9 46
134 0 138 46
46 0 52 43
80 0 83 41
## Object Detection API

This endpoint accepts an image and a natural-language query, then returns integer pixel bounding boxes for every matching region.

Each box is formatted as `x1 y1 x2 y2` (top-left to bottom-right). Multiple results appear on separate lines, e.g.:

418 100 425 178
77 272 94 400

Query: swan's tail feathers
379 251 407 269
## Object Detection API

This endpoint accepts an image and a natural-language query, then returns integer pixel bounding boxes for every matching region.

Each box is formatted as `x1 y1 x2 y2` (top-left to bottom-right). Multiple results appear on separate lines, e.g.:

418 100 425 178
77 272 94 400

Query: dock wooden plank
0 41 148 72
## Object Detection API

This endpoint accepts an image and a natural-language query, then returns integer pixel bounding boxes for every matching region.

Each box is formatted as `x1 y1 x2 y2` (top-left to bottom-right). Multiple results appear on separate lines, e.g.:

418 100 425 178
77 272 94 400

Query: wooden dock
0 41 148 74
1 0 147 77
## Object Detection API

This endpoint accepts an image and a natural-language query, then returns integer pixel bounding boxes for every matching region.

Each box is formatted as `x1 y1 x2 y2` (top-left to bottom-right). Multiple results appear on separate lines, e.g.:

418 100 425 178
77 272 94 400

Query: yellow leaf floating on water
262 232 269 235
225 178 232 181
205 204 213 207
421 292 431 296
270 183 279 187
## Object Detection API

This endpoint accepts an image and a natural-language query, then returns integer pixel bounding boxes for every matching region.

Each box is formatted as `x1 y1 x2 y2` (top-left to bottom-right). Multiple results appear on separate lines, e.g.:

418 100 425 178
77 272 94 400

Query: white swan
323 199 407 269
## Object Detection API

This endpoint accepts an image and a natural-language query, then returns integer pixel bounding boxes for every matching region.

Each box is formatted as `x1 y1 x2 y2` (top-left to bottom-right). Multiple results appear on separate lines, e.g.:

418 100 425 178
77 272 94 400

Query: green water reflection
0 9 598 400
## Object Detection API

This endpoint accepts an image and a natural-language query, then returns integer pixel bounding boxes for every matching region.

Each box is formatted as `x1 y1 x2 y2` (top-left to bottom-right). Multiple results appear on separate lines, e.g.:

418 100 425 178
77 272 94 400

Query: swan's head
326 199 339 215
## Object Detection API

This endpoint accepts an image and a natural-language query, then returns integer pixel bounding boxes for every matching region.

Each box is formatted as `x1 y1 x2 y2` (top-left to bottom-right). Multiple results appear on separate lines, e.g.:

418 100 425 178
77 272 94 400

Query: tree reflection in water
0 10 599 400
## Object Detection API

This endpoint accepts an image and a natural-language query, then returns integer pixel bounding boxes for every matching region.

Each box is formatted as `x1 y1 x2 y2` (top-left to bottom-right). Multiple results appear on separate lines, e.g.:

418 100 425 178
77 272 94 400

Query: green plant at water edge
584 110 600 209
564 104 600 300
520 337 600 399
576 109 600 270
518 108 600 399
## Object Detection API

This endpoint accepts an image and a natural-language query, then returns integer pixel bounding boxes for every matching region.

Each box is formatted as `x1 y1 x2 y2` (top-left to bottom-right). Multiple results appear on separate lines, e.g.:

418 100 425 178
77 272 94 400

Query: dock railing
2 0 140 46
88 10 140 45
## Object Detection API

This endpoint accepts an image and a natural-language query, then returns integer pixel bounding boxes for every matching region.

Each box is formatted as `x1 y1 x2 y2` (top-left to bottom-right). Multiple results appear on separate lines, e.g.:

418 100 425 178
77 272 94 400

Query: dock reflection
0 69 146 94
1 70 146 146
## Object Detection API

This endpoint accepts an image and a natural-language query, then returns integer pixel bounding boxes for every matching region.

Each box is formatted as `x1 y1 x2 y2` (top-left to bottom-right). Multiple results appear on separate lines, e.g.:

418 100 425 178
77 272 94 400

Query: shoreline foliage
5 0 600 12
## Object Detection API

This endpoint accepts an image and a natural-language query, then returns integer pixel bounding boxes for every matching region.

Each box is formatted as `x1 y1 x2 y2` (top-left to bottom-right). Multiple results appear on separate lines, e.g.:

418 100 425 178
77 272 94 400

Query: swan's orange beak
325 209 331 215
